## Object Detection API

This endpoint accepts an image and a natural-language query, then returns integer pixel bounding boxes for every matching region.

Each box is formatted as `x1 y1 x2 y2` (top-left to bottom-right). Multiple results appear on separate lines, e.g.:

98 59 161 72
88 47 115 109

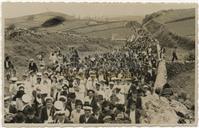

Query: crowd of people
4 28 161 124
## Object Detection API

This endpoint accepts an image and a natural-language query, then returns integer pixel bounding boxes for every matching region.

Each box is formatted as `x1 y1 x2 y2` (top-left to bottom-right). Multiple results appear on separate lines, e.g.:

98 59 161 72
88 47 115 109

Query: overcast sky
2 3 196 18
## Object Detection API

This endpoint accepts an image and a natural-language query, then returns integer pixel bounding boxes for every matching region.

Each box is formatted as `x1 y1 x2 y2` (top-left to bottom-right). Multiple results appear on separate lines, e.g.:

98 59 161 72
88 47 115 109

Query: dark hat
75 99 83 106
14 112 25 123
116 104 125 112
68 92 76 99
102 101 110 108
84 101 90 106
93 106 100 113
15 91 25 99
27 107 35 115
95 83 100 86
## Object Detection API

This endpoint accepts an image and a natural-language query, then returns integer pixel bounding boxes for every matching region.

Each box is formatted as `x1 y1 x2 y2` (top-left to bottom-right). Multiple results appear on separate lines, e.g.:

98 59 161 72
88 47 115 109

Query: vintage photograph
2 3 197 125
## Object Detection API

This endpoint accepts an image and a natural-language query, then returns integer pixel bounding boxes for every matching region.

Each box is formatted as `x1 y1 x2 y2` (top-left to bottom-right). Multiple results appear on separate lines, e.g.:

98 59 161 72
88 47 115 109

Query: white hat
37 72 42 76
84 96 90 102
58 76 64 80
22 94 32 103
45 96 54 102
103 115 112 121
54 101 64 110
63 80 69 85
4 96 10 101
83 106 92 110
10 77 18 81
143 85 149 89
111 77 120 81
91 57 95 61
89 70 96 75
54 110 65 116
18 85 25 90
109 82 114 85
30 58 34 61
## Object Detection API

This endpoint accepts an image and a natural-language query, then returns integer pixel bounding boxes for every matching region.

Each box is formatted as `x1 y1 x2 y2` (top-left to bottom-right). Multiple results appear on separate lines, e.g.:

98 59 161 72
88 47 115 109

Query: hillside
143 8 195 63
143 8 195 38
143 8 195 109
6 12 142 40
5 12 143 74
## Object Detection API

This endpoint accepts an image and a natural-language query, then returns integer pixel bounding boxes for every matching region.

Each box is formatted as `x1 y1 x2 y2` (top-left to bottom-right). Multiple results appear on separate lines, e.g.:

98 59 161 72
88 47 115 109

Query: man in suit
84 89 98 109
25 107 40 123
79 102 97 123
40 97 55 123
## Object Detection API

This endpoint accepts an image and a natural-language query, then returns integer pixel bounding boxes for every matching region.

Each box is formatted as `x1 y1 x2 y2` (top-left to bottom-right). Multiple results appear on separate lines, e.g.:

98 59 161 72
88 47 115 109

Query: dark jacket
40 106 55 123
25 117 41 123
79 115 97 123
90 97 98 109
29 62 38 73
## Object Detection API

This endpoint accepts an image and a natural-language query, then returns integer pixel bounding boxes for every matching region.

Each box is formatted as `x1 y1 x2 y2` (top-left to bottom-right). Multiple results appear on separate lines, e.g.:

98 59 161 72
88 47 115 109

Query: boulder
169 99 190 116
141 94 179 124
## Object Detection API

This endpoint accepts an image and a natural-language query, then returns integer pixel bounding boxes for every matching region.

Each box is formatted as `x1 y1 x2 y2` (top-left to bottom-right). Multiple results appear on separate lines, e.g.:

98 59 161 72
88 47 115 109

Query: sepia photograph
2 2 197 126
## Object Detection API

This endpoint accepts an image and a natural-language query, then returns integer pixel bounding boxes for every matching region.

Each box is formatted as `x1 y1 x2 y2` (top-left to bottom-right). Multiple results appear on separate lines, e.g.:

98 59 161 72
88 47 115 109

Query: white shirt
86 78 98 91
9 83 17 95
71 109 84 123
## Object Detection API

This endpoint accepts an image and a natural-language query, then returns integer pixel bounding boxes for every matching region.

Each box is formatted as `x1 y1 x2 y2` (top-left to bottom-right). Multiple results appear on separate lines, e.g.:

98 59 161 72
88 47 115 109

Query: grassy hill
5 12 143 74
143 8 196 105
143 8 195 40
143 8 195 52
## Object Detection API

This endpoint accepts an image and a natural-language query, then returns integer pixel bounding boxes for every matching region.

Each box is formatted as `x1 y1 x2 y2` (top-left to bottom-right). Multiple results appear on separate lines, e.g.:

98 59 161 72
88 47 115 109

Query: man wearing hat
60 83 69 97
65 90 76 115
13 85 25 111
94 82 104 97
84 89 98 109
71 99 84 123
79 101 97 123
25 107 40 123
28 58 38 73
104 82 115 100
40 96 55 123
29 71 37 88
21 94 32 117
99 101 114 123
172 46 178 62
53 101 72 123
85 70 98 91
54 110 71 123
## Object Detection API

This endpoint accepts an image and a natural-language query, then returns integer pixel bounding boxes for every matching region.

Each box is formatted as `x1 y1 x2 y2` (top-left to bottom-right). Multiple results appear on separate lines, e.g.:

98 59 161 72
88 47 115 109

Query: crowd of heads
4 28 160 124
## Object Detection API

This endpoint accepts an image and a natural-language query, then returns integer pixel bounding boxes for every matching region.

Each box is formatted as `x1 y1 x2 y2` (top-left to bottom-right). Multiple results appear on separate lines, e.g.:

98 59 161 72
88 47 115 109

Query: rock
169 99 189 116
141 94 179 124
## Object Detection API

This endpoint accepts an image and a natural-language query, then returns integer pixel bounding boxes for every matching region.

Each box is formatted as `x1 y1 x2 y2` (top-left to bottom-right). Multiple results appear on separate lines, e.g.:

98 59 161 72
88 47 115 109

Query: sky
2 3 196 18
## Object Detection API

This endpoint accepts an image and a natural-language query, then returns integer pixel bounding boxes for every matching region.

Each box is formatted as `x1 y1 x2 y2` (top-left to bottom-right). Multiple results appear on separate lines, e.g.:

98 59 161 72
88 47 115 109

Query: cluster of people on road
4 28 160 124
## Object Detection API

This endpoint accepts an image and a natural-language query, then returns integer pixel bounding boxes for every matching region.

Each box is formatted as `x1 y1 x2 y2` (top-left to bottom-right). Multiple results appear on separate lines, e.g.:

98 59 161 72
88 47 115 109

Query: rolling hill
143 8 195 50
5 12 143 74
143 8 196 108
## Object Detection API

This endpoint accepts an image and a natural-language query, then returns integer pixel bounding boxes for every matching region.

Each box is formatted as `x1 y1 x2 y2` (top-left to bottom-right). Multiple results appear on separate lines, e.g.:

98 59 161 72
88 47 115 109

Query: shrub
42 16 65 27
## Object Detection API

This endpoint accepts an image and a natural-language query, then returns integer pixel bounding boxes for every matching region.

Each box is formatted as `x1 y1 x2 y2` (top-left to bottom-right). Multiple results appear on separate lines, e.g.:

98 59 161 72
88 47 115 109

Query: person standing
79 102 97 123
28 59 38 73
172 46 178 62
